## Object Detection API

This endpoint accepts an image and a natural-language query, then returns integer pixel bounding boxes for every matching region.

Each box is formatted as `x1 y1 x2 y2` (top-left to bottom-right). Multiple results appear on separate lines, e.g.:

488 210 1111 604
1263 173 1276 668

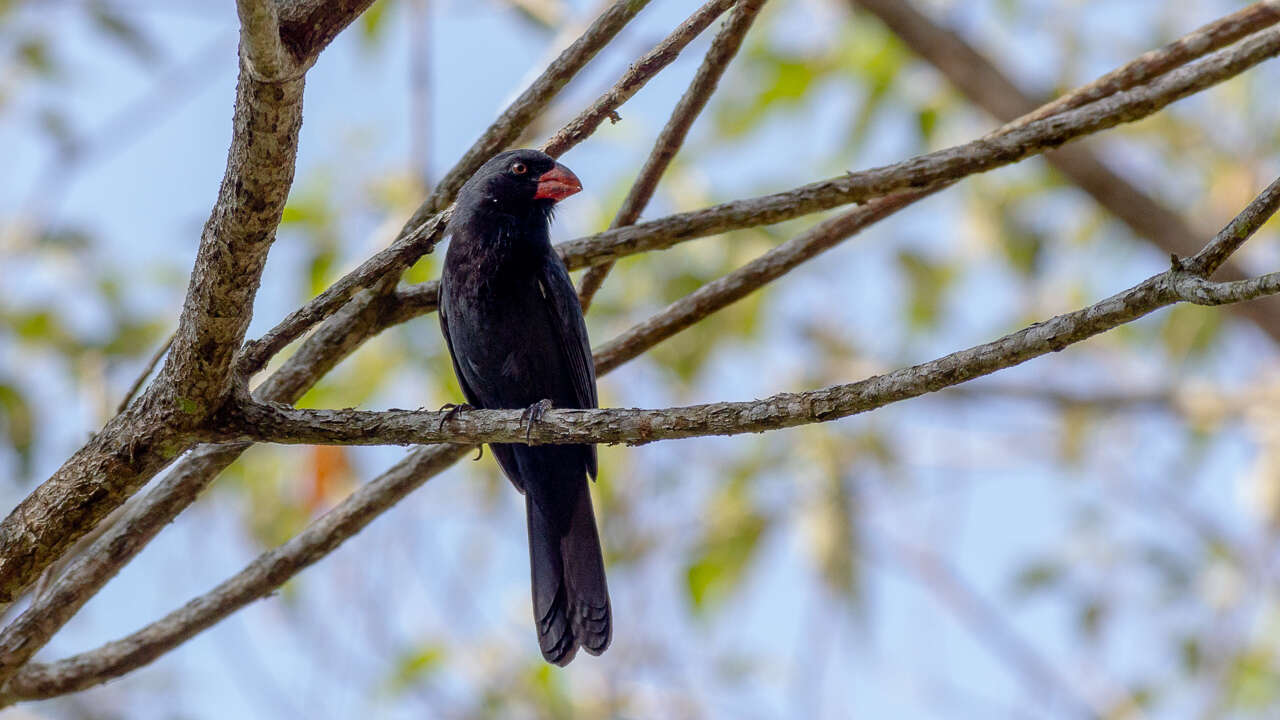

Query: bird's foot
521 399 554 443
436 402 474 432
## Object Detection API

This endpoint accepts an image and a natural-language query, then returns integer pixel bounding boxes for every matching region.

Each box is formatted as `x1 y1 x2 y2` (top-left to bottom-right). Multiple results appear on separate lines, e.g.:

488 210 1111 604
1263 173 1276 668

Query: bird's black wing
439 272 528 491
437 278 481 408
537 251 599 478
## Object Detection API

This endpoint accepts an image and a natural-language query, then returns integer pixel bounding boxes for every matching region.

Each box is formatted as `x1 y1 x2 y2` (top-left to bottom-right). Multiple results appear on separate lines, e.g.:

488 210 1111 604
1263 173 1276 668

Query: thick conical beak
533 162 582 202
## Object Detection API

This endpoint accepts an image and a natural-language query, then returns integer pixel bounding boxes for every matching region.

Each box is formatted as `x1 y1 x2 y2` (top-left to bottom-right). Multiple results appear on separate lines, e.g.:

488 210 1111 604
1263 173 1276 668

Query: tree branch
848 0 1280 342
539 0 737 158
0 41 309 610
577 0 767 309
556 24 1280 270
426 0 654 214
998 0 1280 129
236 0 288 81
204 177 1280 449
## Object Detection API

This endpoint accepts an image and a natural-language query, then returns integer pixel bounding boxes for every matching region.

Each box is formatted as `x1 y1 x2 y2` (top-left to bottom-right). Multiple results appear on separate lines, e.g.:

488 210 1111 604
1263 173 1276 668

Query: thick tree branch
0 66 307 611
276 0 380 61
849 0 1280 342
236 0 288 81
577 0 767 309
0 0 388 678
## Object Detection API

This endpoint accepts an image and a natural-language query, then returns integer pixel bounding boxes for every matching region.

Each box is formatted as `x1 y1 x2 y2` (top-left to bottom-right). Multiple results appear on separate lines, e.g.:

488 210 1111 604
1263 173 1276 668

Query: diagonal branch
213 175 1280 448
577 0 768 309
848 0 1280 342
540 0 738 157
425 0 654 214
999 0 1280 128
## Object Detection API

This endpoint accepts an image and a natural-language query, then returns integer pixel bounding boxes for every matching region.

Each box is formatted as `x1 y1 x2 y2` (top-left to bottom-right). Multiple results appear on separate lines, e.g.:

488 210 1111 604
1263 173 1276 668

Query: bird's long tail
525 485 611 665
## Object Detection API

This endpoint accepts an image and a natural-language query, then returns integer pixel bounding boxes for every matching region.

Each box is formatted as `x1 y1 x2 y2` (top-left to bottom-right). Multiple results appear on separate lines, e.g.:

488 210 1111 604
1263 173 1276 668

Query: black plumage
437 149 610 665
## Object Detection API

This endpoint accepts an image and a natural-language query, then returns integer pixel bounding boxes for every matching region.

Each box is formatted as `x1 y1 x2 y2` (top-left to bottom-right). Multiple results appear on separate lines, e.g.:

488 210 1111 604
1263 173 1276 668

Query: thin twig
540 0 738 158
426 0 654 213
115 333 174 415
577 0 767 310
998 0 1280 129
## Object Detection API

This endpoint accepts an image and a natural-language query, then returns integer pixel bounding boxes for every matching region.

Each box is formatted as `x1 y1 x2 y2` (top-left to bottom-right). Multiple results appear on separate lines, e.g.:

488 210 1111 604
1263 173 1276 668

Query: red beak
533 162 582 202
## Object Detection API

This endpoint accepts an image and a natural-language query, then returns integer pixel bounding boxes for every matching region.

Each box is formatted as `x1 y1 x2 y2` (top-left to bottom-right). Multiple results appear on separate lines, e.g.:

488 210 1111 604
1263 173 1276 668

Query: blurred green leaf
1161 303 1222 360
16 37 56 77
383 643 445 695
686 475 768 613
1011 559 1062 598
1227 649 1280 710
896 249 956 331
0 384 34 478
88 1 158 64
360 0 395 48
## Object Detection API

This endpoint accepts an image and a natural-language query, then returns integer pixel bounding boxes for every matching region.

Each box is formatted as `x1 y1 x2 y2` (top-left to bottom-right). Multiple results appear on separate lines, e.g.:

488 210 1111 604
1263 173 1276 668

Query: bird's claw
521 399 554 443
437 402 474 432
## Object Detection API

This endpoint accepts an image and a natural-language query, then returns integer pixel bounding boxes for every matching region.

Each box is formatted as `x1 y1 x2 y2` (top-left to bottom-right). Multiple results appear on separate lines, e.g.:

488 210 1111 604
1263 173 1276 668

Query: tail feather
525 485 611 665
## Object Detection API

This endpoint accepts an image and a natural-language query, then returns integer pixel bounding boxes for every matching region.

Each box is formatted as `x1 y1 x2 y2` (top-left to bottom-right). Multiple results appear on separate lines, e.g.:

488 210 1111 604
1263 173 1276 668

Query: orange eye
511 162 527 175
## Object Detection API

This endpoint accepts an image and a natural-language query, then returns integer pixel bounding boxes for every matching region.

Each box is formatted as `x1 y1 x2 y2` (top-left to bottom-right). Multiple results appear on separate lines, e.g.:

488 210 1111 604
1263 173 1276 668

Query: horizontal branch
555 24 1280 266
210 178 1280 449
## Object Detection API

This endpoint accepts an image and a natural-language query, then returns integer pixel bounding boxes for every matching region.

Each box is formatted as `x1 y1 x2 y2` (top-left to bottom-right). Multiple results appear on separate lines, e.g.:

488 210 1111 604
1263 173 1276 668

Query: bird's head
456 149 582 221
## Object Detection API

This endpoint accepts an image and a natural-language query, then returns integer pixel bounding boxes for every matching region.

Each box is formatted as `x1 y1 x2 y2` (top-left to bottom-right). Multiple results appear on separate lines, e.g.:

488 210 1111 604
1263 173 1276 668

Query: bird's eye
511 162 527 175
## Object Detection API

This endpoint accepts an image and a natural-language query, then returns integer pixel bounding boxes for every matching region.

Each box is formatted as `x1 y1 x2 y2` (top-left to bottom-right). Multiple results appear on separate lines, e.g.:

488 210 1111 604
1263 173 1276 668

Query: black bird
438 149 609 665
